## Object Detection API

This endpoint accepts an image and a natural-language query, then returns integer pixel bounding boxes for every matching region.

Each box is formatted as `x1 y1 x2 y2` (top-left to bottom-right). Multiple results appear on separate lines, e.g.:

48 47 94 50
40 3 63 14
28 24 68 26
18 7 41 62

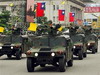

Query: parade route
0 40 100 75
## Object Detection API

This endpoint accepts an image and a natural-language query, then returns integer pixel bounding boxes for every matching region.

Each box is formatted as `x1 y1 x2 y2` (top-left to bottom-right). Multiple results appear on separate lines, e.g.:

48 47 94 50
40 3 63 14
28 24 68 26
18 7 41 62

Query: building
0 0 85 25
83 0 100 28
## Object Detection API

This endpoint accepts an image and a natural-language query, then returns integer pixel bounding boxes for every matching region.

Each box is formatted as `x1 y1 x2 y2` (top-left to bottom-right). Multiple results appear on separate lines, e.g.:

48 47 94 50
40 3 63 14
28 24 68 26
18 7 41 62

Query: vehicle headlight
11 47 13 49
0 46 2 49
88 43 90 46
51 53 55 57
34 53 38 57
73 46 76 49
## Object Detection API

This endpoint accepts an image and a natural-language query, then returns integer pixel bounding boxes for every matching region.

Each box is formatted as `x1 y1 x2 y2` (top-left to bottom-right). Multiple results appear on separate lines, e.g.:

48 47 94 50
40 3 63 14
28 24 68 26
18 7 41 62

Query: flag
58 26 63 31
9 3 14 7
61 1 65 5
58 10 65 21
69 12 75 22
0 27 4 32
36 2 45 17
28 23 37 31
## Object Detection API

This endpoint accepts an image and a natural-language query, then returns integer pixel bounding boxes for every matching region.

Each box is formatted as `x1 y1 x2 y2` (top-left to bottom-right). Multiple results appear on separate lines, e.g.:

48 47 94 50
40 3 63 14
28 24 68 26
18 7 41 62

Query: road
0 40 100 75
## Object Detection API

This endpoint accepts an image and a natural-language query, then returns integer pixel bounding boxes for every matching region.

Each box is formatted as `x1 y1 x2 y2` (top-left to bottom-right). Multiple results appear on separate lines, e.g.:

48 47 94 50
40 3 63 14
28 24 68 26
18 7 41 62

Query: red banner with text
84 7 100 13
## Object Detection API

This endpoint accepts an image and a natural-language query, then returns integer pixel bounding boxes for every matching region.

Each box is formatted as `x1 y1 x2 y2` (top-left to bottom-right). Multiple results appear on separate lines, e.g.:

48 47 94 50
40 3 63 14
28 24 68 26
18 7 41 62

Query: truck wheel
27 58 34 72
78 50 83 60
67 56 73 67
95 46 98 53
83 52 87 58
16 50 22 60
59 56 66 72
7 54 12 58
40 64 45 67
92 47 96 54
95 48 98 53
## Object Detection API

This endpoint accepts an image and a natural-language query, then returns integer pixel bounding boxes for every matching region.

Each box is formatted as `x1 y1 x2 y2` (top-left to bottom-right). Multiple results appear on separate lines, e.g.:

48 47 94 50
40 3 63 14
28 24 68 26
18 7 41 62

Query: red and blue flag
58 10 65 21
69 12 75 22
36 2 45 17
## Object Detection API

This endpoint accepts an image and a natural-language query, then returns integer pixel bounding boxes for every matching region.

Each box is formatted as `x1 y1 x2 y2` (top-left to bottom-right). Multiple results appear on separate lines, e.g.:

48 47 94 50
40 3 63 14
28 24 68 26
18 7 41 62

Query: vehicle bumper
0 46 20 55
27 52 64 64
87 43 95 50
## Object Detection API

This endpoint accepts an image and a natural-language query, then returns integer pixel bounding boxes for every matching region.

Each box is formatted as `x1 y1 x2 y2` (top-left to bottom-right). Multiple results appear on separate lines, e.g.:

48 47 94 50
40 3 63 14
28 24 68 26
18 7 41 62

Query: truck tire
40 64 45 67
16 50 22 60
67 57 73 67
7 54 12 58
78 50 83 60
59 56 66 72
95 48 98 53
27 58 34 72
83 52 87 58
92 47 96 54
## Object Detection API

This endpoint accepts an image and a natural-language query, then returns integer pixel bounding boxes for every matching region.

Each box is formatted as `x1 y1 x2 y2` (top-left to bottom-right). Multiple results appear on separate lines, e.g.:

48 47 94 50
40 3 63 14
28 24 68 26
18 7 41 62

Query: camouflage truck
26 35 73 72
0 34 29 60
71 34 87 60
85 34 98 54
68 25 87 60
83 26 98 54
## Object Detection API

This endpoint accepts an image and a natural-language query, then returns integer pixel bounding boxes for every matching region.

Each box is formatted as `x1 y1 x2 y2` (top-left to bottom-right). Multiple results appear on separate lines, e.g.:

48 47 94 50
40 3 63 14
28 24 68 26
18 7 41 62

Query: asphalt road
0 40 100 75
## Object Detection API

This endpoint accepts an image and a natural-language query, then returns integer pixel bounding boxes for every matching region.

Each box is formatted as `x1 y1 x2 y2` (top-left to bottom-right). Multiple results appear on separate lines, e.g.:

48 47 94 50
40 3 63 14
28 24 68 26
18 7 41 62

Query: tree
0 10 10 28
0 10 11 34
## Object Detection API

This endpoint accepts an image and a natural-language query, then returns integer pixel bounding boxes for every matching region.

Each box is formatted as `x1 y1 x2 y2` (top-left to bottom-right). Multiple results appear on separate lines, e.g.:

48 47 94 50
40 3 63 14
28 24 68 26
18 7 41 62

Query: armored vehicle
0 34 28 60
83 26 98 54
26 35 73 72
71 34 87 60
85 34 98 54
68 25 87 60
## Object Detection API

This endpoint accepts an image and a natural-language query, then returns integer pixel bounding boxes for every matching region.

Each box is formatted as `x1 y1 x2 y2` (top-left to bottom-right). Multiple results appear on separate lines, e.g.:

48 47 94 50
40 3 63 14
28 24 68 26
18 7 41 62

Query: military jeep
71 34 87 60
83 26 98 54
0 34 28 60
26 35 73 72
85 34 98 54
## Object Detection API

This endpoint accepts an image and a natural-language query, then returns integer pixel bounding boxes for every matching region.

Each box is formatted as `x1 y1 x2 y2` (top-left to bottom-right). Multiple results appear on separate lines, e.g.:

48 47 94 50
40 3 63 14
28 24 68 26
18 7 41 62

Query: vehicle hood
87 40 95 43
74 42 83 46
29 46 65 52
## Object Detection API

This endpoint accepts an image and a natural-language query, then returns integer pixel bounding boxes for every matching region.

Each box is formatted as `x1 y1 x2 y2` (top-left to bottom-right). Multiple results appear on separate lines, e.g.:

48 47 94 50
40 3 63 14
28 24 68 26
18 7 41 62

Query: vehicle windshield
0 35 22 44
85 35 96 41
32 36 66 48
0 35 11 44
12 35 22 43
71 35 83 43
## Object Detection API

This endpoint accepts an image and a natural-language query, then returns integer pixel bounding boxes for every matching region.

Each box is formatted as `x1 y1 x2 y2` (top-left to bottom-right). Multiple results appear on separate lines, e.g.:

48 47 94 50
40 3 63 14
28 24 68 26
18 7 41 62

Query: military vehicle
71 34 87 60
25 23 73 72
67 25 87 60
83 26 98 54
85 34 98 54
0 33 29 60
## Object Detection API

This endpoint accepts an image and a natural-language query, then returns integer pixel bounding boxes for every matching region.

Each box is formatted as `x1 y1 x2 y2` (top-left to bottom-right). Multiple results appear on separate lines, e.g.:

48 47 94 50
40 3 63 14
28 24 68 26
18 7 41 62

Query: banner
84 7 100 13
26 0 34 22
58 10 65 21
36 2 45 17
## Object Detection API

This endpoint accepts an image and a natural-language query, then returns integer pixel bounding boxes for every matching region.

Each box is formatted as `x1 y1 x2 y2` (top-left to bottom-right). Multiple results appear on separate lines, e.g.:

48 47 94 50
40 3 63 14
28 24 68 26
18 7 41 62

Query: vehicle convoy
69 25 87 60
0 31 29 60
83 26 98 54
26 24 73 72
